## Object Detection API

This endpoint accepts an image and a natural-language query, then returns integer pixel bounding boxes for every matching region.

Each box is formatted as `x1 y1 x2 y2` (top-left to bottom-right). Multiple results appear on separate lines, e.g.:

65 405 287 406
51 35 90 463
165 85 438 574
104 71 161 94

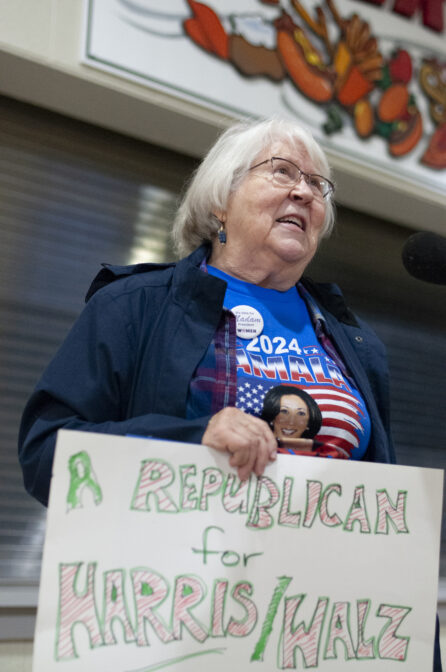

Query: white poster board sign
33 430 443 671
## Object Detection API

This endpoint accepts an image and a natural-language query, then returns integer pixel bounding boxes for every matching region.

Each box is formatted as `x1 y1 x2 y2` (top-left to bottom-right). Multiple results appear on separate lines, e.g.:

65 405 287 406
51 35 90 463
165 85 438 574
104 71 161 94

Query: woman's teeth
277 216 304 230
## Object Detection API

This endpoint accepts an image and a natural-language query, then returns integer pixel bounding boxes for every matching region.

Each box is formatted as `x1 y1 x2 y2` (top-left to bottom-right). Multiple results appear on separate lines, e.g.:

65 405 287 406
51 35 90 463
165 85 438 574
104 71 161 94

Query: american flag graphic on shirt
235 351 369 460
204 264 371 460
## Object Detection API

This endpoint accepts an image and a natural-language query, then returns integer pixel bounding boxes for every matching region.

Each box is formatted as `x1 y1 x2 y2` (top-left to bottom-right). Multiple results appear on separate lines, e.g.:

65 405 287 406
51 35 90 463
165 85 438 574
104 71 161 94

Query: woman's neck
208 246 305 291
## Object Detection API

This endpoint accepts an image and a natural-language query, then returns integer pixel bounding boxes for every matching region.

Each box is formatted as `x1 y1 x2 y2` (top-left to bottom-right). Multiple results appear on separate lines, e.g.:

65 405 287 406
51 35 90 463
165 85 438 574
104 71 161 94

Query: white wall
0 0 231 156
0 0 444 233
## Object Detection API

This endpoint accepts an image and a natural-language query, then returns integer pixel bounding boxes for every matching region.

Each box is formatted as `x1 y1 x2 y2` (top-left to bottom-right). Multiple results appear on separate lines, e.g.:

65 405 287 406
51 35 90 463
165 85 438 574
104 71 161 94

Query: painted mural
85 0 446 185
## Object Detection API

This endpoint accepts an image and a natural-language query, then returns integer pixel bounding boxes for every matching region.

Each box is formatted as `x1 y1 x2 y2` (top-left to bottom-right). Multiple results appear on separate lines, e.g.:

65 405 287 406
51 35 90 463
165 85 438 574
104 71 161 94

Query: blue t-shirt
207 266 371 460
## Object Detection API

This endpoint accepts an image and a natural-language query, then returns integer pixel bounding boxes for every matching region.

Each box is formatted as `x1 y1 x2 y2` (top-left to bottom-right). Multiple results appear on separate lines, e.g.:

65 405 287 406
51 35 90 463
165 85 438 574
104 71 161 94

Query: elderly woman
19 117 394 504
19 116 442 670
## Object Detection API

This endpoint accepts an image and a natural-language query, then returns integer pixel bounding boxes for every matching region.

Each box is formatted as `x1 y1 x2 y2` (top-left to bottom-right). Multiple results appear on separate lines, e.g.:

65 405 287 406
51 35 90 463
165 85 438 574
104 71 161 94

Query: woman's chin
273 238 312 266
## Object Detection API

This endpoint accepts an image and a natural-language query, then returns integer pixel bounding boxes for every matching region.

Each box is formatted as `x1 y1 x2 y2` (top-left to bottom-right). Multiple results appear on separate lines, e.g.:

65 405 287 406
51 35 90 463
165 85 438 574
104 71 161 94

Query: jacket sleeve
18 289 210 507
353 315 396 465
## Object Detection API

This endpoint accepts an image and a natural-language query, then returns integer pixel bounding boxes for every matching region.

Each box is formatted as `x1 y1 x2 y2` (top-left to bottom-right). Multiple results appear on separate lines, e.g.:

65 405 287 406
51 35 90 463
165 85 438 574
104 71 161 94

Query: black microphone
401 231 446 285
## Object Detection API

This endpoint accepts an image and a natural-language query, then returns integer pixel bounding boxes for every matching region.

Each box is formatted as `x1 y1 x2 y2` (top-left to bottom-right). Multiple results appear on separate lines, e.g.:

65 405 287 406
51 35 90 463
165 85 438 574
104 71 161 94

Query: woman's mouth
280 427 298 436
276 215 306 231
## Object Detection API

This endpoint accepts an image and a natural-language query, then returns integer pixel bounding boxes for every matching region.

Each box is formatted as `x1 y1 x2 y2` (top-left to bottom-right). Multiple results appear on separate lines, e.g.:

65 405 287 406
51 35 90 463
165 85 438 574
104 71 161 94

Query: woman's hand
202 407 277 481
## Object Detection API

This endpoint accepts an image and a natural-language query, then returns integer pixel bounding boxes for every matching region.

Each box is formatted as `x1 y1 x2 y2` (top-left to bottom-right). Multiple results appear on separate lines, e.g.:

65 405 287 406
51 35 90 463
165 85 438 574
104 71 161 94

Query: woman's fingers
202 407 277 479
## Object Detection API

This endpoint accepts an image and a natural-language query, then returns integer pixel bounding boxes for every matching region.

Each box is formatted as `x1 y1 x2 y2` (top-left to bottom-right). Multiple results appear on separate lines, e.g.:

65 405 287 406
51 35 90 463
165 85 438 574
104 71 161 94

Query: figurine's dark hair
261 385 322 439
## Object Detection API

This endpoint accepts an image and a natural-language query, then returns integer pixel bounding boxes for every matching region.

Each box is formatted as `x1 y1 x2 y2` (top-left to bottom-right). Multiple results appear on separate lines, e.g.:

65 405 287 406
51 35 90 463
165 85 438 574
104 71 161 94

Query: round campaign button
232 305 264 339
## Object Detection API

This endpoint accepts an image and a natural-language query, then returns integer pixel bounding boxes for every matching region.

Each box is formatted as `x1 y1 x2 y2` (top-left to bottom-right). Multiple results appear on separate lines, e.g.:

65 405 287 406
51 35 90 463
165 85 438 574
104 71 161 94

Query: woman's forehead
257 139 317 171
280 395 308 408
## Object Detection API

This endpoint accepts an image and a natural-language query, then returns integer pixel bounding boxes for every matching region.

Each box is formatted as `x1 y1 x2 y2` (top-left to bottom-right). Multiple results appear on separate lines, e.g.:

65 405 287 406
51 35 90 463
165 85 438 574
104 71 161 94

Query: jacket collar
301 277 360 327
85 244 210 302
85 244 358 330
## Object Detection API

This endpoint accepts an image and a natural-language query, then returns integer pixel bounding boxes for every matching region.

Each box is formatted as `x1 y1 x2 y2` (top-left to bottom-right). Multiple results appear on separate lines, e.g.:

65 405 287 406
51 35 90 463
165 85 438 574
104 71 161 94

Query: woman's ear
212 210 226 224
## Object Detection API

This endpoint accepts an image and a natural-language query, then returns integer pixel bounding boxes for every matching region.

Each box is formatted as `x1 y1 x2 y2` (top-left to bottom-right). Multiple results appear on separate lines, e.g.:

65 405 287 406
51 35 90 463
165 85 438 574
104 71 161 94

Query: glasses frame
249 156 335 199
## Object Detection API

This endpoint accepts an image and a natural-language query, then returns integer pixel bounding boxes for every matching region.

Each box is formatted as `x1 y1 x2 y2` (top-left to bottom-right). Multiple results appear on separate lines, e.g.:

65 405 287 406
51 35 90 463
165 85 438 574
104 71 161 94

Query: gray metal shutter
0 95 196 583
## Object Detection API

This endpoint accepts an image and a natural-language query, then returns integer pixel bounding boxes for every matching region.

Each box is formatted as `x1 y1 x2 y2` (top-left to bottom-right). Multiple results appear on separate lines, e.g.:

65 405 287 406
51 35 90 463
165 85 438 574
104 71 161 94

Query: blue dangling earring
218 224 226 245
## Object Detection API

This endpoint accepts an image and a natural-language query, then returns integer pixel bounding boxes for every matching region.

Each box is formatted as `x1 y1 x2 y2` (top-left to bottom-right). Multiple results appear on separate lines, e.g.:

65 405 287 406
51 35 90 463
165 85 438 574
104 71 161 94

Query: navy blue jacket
19 245 395 506
18 245 442 670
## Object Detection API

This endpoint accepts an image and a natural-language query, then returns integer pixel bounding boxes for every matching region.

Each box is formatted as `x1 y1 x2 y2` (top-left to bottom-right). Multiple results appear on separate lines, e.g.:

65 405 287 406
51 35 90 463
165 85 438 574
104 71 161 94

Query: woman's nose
289 177 314 201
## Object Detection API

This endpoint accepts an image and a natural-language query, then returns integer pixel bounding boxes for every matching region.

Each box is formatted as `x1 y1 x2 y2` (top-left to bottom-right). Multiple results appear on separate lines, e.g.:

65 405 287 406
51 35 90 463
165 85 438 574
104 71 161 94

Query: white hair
172 117 335 257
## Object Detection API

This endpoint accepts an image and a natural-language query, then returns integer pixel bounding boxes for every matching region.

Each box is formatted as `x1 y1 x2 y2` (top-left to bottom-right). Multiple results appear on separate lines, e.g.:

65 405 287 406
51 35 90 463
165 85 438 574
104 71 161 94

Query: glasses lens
307 175 329 197
271 158 300 186
271 158 332 198
321 179 334 198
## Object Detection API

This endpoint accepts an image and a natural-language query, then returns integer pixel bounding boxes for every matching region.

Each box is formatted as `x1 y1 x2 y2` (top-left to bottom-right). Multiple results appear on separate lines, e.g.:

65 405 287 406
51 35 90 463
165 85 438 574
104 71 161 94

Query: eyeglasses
249 157 335 200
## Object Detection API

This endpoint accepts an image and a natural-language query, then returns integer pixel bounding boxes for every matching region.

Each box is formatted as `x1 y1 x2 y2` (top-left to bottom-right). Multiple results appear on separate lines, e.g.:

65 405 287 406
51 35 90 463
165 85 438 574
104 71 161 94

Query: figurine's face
273 395 310 440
